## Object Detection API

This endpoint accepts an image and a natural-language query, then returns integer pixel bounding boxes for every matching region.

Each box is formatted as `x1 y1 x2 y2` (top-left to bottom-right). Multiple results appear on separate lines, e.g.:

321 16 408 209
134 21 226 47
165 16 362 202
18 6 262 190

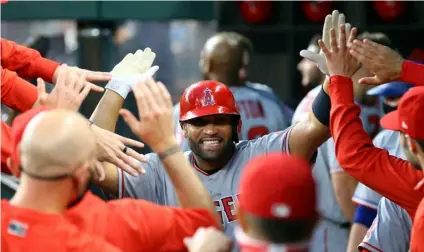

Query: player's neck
10 177 72 214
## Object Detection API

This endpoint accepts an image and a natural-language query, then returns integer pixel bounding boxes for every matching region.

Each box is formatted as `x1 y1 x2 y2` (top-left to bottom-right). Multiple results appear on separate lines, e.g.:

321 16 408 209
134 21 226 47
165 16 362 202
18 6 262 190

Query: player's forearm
289 80 331 160
1 69 38 112
1 38 59 83
347 224 368 252
332 172 357 222
89 90 124 132
160 146 220 224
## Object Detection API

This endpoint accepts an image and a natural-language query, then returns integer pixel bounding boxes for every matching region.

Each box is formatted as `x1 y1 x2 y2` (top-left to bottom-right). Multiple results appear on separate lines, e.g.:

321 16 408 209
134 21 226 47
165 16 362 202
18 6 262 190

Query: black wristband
158 145 181 160
87 119 94 126
312 87 331 126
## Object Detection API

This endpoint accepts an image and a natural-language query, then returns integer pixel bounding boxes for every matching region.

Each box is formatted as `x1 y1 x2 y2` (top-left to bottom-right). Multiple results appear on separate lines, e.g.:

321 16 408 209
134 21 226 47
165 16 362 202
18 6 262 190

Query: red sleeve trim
401 60 424 86
359 242 383 252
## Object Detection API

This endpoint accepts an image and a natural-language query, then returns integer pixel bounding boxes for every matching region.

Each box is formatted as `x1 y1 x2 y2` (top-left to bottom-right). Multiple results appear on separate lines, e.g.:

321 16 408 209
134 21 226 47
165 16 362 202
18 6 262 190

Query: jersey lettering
237 100 265 119
213 194 240 224
248 125 270 140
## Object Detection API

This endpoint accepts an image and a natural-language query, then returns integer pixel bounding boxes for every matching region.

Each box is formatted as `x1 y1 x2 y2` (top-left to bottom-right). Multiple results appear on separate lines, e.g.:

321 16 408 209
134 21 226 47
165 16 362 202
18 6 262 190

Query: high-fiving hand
35 65 92 111
119 76 177 154
106 48 159 99
319 24 360 78
300 10 351 75
91 125 148 177
349 39 404 85
52 65 110 93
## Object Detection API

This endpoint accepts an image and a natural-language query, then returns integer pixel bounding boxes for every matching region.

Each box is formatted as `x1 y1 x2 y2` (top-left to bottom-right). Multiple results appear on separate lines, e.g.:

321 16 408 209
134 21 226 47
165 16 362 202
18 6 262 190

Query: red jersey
1 38 59 83
1 69 38 113
328 75 423 218
2 192 218 252
2 200 121 252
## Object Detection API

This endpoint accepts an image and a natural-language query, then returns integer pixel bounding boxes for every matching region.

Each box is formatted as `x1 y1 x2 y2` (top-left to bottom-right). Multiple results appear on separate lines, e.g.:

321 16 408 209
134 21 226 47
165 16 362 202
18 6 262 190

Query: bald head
19 110 96 176
201 32 249 82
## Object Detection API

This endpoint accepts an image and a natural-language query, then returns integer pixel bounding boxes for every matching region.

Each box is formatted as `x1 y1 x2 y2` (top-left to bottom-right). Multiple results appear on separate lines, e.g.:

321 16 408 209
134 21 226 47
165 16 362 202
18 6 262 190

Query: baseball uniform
293 85 382 252
359 197 412 252
118 126 293 241
174 82 293 151
353 130 405 211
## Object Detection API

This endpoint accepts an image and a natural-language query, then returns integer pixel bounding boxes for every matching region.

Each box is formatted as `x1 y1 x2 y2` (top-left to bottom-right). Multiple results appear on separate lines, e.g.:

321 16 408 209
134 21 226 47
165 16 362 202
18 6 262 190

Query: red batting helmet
179 80 241 142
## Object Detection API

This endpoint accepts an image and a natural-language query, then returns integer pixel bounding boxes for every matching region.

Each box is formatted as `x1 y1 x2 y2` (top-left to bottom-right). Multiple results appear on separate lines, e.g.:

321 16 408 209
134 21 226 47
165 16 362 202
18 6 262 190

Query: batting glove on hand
106 48 159 99
299 10 350 76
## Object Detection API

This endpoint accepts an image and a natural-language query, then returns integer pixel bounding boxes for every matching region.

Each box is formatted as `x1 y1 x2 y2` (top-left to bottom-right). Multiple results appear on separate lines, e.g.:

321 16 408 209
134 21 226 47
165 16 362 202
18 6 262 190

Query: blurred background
2 1 424 154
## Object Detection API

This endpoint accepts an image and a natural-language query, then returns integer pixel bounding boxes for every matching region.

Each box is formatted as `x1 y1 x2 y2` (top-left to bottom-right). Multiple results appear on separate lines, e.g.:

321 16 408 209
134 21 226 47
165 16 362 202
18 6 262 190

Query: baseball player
235 153 317 252
2 79 220 252
184 153 317 252
174 32 293 151
349 81 413 252
359 197 412 252
322 25 424 252
295 15 386 252
90 11 349 245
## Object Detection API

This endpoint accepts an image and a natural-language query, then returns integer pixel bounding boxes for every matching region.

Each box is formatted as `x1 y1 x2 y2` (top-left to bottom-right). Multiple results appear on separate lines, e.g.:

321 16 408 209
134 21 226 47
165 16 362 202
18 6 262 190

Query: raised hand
106 48 159 99
119 76 177 154
35 65 91 111
91 124 148 177
300 10 351 75
319 24 360 78
52 65 109 92
349 39 404 85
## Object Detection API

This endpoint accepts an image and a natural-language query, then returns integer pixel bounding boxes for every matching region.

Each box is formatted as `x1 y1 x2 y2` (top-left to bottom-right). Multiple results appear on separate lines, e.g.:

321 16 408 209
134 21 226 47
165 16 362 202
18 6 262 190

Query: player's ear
181 123 188 138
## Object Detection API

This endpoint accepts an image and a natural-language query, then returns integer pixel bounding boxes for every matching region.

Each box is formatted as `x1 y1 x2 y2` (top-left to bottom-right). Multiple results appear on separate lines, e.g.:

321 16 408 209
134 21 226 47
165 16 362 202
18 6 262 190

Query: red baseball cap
9 106 52 177
380 87 424 140
238 153 316 221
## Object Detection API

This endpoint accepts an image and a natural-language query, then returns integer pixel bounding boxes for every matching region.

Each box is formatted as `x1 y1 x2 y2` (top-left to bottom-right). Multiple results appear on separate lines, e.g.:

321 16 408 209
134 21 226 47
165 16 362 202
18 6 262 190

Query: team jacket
327 60 424 252
1 38 60 112
2 191 219 252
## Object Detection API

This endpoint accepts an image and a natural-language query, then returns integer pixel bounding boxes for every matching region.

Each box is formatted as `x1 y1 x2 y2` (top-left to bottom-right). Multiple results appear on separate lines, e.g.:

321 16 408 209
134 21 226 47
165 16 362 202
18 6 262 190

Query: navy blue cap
367 81 413 97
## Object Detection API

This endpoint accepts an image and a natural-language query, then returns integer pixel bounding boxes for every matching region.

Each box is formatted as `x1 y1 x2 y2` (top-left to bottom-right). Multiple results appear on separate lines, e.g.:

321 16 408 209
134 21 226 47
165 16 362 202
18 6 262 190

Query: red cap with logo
238 153 316 221
8 106 52 177
380 87 424 141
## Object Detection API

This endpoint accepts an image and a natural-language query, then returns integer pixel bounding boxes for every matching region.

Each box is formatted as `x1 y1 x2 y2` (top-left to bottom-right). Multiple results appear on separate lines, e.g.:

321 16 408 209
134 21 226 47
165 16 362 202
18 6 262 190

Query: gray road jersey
118 126 293 240
359 197 412 252
353 130 405 209
174 82 293 152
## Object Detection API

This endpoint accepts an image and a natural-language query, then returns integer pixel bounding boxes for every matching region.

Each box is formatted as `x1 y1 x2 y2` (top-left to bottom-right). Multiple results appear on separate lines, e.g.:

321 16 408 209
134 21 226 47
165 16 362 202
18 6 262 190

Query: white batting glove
299 10 350 76
106 48 159 99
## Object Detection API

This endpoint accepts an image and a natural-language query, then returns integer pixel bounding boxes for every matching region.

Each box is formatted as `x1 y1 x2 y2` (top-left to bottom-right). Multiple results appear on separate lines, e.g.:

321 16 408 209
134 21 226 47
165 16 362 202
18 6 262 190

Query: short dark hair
309 34 321 48
245 213 316 243
358 32 392 47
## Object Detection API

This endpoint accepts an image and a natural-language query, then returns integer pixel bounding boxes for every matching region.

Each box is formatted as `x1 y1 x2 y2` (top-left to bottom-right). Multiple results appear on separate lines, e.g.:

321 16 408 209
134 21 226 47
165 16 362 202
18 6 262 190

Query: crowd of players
2 9 424 252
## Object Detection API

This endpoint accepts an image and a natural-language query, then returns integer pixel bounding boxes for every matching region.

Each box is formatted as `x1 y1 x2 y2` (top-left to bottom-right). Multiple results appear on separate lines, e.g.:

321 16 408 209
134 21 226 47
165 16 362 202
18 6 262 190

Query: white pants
309 218 350 252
